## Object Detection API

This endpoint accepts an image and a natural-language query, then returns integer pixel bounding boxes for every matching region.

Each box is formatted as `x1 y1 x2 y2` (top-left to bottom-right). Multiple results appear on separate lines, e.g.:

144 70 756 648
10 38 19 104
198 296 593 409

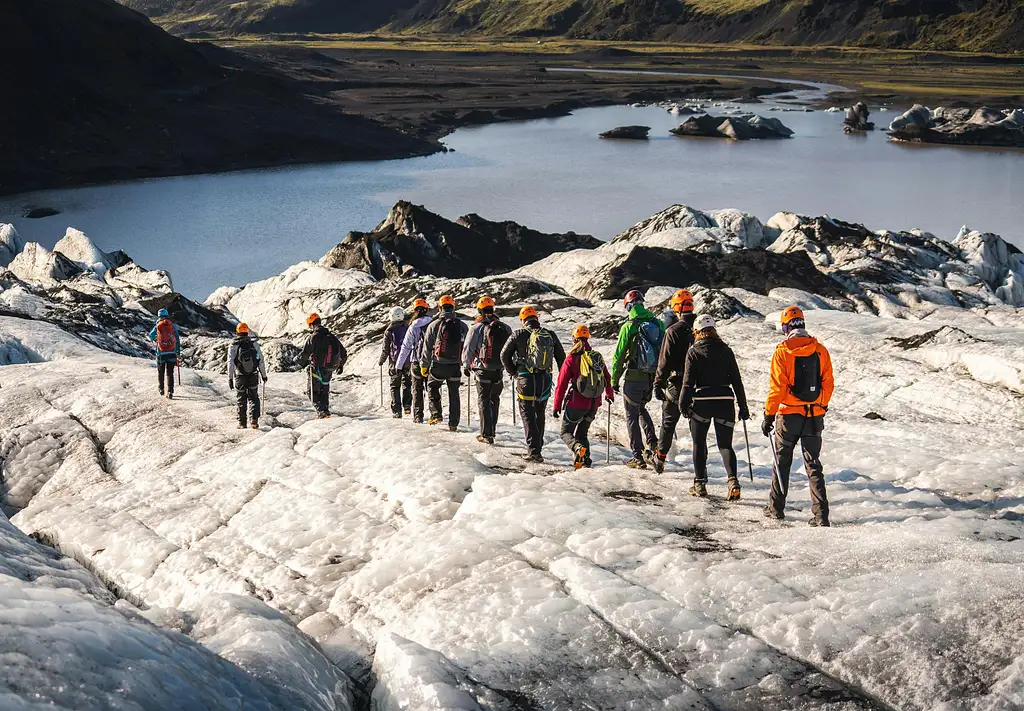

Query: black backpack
433 317 463 361
235 339 258 376
791 352 822 402
478 318 511 370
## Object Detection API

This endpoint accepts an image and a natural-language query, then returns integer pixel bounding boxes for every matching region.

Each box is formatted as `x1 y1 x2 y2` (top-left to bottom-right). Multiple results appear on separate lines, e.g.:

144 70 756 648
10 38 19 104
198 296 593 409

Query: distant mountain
129 0 1023 53
1 0 434 194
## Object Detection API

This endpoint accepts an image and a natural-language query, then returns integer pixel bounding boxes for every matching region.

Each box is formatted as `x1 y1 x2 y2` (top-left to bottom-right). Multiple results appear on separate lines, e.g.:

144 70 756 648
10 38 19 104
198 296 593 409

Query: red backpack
155 319 177 354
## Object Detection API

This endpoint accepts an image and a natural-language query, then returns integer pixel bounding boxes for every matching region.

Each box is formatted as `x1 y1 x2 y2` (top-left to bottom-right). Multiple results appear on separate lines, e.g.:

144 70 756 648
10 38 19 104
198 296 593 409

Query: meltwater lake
2 99 1021 298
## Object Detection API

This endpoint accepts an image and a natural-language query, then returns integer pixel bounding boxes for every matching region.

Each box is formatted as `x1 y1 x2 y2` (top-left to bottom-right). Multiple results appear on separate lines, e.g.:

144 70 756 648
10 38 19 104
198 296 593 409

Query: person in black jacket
299 312 348 419
500 306 566 463
420 295 470 430
651 289 697 473
379 306 412 419
678 315 749 500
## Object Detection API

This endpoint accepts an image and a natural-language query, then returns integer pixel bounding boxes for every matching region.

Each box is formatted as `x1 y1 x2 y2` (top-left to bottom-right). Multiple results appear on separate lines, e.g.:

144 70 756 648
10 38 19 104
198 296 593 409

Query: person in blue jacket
147 308 180 399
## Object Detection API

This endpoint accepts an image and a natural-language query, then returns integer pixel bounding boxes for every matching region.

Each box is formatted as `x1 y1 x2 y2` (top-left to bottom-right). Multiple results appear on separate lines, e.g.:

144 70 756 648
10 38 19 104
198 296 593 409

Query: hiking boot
808 516 831 528
237 423 246 430
404 409 412 415
574 447 588 471
413 417 423 424
523 453 544 464
158 389 164 397
392 413 402 419
476 435 494 445
583 458 593 468
428 418 442 426
167 391 174 400
726 480 741 502
763 505 785 521
689 481 708 498
251 423 259 430
647 451 666 474
625 457 647 470
449 425 458 432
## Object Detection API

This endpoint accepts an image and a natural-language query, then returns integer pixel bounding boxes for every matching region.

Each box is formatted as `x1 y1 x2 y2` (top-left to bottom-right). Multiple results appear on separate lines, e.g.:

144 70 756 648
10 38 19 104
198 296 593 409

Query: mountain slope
0 0 434 195
129 0 1024 52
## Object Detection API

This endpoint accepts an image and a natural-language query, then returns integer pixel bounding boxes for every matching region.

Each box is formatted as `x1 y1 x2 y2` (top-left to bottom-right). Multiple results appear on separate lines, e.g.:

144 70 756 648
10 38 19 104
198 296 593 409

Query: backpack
389 323 408 364
632 319 663 374
524 328 554 373
235 339 258 375
433 317 463 361
791 352 822 403
576 350 606 399
477 318 511 370
321 333 344 372
155 319 177 354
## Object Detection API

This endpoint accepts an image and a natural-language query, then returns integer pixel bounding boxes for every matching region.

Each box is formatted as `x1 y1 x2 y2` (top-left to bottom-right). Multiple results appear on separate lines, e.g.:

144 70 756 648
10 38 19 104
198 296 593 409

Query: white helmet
389 306 406 322
695 314 716 331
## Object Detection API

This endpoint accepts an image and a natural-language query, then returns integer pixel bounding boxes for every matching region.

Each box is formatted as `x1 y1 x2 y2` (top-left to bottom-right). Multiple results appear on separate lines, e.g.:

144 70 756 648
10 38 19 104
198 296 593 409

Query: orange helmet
572 324 591 340
781 305 805 325
519 305 538 321
412 297 429 311
476 295 495 310
236 322 249 334
670 289 694 313
438 295 456 308
306 313 321 328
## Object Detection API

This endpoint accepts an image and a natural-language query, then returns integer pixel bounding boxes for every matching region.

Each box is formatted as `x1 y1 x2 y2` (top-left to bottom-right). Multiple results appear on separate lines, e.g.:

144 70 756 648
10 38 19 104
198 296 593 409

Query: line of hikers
151 290 834 526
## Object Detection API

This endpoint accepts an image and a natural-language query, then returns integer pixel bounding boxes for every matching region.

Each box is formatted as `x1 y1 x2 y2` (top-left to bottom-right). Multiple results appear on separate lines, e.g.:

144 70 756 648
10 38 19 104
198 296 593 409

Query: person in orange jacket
762 306 835 527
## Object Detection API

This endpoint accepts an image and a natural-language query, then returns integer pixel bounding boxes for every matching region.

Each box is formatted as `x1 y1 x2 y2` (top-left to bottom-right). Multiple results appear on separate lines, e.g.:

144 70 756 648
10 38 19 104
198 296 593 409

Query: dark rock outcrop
843 102 875 133
671 114 793 140
888 105 1024 147
24 207 61 219
139 292 237 334
320 201 600 280
599 126 651 140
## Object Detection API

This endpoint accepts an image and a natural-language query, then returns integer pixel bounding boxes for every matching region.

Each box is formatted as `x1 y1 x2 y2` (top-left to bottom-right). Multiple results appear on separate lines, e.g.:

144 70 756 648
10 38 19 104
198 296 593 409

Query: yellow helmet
572 324 591 340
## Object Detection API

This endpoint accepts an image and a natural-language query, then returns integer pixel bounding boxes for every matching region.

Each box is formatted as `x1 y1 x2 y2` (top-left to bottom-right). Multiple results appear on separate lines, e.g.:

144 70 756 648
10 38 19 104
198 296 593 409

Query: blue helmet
157 308 169 318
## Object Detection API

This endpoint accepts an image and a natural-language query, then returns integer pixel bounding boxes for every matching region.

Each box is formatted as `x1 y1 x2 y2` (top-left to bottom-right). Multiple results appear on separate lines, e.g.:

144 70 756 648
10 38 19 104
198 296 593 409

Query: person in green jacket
611 289 667 468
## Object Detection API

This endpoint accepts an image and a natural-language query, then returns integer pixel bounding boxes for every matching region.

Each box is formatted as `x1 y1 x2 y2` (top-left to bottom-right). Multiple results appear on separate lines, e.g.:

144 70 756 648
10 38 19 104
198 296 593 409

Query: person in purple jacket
379 306 412 418
552 324 615 470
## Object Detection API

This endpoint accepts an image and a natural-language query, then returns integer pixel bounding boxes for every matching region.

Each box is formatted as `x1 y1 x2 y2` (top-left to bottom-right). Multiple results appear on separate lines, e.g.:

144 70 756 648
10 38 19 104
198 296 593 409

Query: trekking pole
379 365 384 409
768 433 787 497
606 401 612 464
742 420 754 483
467 376 472 426
511 377 516 426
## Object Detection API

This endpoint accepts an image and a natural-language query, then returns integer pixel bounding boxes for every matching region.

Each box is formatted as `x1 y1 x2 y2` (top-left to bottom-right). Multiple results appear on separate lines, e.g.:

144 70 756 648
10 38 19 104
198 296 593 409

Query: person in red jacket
552 325 614 469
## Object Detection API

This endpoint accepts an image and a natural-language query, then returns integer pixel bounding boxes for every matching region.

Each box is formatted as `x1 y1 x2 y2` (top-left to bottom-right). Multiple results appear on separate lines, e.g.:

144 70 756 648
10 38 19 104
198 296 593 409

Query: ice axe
741 420 754 483
768 430 787 498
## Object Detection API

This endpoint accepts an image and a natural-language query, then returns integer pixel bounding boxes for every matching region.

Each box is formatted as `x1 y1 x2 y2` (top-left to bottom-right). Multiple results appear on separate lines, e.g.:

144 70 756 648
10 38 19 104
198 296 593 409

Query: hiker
227 323 268 430
650 289 696 473
396 297 433 424
500 306 566 463
299 313 347 419
762 306 835 527
610 290 666 469
462 295 512 444
420 295 470 430
380 306 412 419
552 324 613 469
678 315 749 500
147 308 180 399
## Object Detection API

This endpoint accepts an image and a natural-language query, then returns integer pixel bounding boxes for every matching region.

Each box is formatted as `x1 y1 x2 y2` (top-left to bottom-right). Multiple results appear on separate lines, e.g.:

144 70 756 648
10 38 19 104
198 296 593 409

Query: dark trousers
516 372 550 456
428 362 461 427
656 380 683 456
688 415 737 482
236 375 261 426
158 359 176 394
560 405 597 457
390 365 412 415
769 413 829 519
623 378 657 458
411 368 426 423
475 372 503 438
310 371 331 415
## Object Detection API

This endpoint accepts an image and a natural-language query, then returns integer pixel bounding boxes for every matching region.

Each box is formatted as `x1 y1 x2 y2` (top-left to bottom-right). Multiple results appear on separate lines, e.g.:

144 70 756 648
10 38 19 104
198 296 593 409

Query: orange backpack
155 319 177 354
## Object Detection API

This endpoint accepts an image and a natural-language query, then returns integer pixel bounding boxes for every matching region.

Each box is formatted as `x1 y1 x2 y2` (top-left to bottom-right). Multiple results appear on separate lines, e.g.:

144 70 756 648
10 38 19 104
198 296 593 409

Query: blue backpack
632 319 663 374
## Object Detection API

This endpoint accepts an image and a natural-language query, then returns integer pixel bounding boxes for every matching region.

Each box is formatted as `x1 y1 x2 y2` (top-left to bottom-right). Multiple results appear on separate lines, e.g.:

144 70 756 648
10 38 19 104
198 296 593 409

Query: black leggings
688 416 738 482
158 360 176 394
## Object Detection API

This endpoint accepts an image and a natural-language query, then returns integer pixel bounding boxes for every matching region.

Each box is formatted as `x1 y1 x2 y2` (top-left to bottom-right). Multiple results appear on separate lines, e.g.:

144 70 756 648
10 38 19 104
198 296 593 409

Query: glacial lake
2 99 1022 298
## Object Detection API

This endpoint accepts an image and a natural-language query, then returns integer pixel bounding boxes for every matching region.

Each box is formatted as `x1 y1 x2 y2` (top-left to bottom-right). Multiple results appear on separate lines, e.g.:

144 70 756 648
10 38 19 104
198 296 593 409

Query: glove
262 375 268 384
421 366 429 378
605 394 614 404
683 407 695 420
463 367 471 378
738 405 750 421
654 387 666 402
228 378 234 390
335 367 344 376
761 414 774 438
612 384 620 394
552 409 561 418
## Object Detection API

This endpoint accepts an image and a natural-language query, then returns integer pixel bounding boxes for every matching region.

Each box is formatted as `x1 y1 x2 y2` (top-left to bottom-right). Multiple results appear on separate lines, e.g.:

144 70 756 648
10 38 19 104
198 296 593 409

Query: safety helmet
157 308 169 318
476 295 495 310
695 314 716 332
389 306 406 322
670 289 694 313
519 305 538 321
438 295 456 308
306 313 321 328
412 297 429 311
572 324 591 340
780 305 804 325
623 289 644 310
236 322 250 334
